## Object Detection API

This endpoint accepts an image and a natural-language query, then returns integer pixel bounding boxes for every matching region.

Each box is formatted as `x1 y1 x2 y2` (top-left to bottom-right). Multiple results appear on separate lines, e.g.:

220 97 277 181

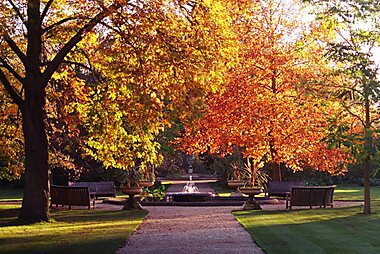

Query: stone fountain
165 176 213 202
182 176 199 193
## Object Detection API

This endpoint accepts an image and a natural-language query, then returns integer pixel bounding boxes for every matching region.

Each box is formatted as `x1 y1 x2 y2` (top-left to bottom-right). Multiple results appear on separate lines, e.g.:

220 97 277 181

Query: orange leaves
179 0 352 175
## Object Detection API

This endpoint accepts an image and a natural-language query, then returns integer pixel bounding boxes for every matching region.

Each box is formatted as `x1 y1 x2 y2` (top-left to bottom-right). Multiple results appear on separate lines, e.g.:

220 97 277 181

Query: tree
180 0 351 180
0 89 24 180
0 0 238 223
303 0 380 214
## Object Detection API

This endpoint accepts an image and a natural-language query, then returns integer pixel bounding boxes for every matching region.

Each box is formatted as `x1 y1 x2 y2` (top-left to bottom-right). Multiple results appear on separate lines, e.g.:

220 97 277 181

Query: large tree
303 0 380 214
0 0 238 223
180 0 351 179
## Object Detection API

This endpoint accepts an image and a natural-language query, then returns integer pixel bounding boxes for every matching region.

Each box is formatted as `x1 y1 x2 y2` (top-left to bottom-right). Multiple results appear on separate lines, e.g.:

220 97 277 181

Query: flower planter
120 187 143 210
239 187 262 210
227 180 246 189
120 186 143 195
139 180 155 188
239 187 262 196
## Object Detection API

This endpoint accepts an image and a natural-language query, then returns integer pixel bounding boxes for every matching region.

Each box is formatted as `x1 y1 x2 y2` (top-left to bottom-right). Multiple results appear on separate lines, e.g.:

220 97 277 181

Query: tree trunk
18 86 50 223
17 0 50 223
363 157 371 214
363 84 371 214
270 163 281 181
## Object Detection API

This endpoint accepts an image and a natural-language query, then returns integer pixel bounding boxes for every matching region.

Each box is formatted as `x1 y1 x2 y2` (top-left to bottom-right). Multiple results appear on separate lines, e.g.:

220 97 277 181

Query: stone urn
120 186 143 210
227 180 246 189
139 180 155 188
227 180 246 197
239 187 262 210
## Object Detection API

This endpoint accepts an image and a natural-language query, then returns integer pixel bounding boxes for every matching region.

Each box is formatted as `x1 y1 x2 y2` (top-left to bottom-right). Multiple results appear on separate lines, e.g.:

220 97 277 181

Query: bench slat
68 181 116 197
286 186 336 209
50 185 95 209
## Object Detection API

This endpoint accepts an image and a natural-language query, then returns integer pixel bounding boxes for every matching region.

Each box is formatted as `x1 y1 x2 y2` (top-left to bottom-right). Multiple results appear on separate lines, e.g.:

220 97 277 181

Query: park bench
50 185 95 210
68 181 116 198
286 185 336 210
264 180 304 198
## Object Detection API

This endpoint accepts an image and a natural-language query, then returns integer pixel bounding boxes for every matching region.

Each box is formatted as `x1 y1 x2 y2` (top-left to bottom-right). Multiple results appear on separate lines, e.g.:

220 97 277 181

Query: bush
209 155 243 181
358 178 380 186
282 168 334 186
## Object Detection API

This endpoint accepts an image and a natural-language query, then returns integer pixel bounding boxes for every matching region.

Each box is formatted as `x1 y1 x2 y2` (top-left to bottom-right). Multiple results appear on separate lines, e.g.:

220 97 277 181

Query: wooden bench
68 181 116 198
50 185 95 210
286 185 336 210
264 180 304 198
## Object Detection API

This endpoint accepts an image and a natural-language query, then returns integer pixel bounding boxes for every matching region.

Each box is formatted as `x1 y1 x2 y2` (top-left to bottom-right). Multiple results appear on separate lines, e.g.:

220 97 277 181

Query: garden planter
120 187 143 210
227 180 246 189
139 180 155 188
239 187 262 210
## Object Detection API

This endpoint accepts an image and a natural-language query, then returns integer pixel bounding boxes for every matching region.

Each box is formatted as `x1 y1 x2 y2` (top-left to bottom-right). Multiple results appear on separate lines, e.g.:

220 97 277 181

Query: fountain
165 176 213 202
182 176 199 193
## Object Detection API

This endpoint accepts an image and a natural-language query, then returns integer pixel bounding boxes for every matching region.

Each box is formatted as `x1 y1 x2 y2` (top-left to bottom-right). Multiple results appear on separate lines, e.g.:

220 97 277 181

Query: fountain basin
165 192 214 202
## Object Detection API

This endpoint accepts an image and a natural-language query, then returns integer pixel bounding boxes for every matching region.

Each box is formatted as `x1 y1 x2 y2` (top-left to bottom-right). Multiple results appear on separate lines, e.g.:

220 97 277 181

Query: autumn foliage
180 0 351 178
0 0 240 222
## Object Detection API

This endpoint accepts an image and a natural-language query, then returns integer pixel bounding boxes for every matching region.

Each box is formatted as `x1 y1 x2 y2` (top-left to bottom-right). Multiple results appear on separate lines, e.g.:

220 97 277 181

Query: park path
116 181 264 254
116 206 264 254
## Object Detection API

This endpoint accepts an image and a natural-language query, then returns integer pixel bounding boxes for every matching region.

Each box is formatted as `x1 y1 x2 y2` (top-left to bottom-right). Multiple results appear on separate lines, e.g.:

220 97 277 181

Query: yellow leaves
2 0 240 171
178 0 352 175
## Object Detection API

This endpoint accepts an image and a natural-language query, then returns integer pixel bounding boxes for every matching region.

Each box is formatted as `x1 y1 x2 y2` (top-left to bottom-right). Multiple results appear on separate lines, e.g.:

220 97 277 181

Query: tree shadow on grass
0 208 148 254
235 204 380 254
0 208 21 226
3 236 129 254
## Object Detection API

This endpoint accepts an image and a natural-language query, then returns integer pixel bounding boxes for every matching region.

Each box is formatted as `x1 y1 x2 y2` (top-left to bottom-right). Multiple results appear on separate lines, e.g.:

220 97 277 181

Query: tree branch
7 0 27 26
43 17 80 33
0 57 24 83
4 35 29 69
41 0 54 24
42 3 121 88
62 60 92 71
343 104 366 127
370 116 380 125
0 68 24 108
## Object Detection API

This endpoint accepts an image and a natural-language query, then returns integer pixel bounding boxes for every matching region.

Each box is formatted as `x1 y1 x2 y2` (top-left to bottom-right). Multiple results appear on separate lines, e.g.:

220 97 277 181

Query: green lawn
235 203 380 254
334 186 380 201
234 186 380 254
0 204 147 254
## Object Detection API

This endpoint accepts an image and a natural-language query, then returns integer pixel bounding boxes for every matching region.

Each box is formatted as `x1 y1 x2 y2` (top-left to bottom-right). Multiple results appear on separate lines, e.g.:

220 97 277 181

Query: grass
234 185 380 254
334 186 380 201
0 204 147 254
235 203 380 254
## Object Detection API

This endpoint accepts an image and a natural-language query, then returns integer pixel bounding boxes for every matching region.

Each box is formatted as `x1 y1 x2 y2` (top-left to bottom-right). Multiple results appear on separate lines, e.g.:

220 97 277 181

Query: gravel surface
116 206 264 254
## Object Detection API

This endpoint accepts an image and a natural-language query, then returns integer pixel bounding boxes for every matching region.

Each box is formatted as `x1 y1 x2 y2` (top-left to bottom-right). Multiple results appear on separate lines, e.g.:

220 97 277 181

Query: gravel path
115 181 362 254
116 206 264 254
